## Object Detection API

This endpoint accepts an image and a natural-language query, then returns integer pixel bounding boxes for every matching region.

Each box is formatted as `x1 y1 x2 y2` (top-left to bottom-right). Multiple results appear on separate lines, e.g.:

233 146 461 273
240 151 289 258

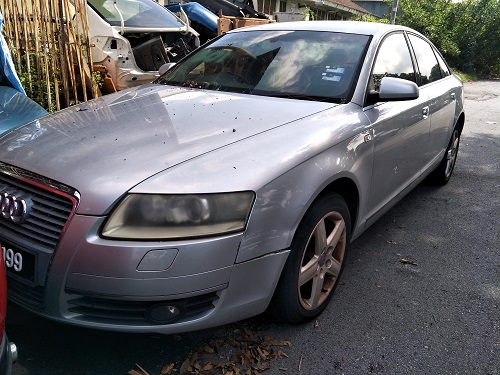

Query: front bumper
1 163 289 334
10 242 288 334
6 213 289 333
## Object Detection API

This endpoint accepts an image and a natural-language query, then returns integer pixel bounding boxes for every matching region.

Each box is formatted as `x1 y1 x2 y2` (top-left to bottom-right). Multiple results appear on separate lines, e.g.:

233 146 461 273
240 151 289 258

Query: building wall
256 0 279 15
353 1 389 17
256 0 363 20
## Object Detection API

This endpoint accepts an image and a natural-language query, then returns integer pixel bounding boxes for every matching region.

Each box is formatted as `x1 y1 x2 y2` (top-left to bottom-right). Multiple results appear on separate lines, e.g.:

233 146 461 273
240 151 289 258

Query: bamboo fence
0 0 99 111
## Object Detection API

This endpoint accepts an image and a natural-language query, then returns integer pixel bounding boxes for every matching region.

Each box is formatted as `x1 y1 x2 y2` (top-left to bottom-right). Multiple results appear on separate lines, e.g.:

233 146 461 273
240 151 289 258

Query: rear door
407 33 458 165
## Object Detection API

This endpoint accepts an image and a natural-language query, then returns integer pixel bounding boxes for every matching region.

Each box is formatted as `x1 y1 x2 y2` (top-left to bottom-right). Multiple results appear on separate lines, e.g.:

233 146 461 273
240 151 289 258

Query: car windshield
88 0 186 28
157 30 370 102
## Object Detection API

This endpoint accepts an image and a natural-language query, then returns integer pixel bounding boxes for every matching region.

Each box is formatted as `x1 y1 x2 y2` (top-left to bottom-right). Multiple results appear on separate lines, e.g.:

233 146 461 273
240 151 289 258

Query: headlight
101 192 255 240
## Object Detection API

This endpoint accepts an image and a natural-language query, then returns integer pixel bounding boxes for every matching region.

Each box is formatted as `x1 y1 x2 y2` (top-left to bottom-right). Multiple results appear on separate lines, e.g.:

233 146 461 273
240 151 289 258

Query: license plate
1 240 36 283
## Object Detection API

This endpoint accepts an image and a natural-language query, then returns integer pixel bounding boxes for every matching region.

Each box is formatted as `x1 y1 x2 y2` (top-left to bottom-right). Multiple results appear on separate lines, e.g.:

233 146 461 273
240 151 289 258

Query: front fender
237 128 374 263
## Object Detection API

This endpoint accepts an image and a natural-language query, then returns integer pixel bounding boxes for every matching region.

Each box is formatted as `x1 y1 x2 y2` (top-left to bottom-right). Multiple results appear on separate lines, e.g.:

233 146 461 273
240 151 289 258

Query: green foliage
354 14 387 23
92 71 104 88
450 0 500 77
375 0 499 78
302 7 316 21
14 51 59 112
454 70 479 82
11 46 100 112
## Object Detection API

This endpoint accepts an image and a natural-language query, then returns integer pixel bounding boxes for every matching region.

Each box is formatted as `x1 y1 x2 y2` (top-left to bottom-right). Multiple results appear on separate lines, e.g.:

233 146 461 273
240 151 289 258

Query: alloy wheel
298 211 346 311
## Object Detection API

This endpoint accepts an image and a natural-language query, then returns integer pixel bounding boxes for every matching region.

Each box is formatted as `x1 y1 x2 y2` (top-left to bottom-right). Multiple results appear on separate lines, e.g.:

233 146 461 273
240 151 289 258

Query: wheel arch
456 112 465 134
316 177 359 236
268 180 356 323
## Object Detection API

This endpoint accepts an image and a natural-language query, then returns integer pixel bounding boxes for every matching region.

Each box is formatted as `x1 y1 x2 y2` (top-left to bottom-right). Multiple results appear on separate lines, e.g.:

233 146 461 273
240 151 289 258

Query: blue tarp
0 86 48 133
1 10 47 134
0 11 25 94
166 3 218 34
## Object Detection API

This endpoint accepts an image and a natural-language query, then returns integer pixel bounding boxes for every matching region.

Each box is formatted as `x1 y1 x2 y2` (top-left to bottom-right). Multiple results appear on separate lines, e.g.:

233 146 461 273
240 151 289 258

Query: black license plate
1 240 36 283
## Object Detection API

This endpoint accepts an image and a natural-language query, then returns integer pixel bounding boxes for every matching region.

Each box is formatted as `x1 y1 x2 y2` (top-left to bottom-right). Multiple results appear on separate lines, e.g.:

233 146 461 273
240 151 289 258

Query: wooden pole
39 0 53 110
47 0 61 110
20 1 33 96
62 0 79 104
56 0 70 108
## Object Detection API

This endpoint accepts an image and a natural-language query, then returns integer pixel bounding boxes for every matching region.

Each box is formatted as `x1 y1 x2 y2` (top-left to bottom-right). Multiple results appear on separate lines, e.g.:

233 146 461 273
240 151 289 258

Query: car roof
230 20 415 38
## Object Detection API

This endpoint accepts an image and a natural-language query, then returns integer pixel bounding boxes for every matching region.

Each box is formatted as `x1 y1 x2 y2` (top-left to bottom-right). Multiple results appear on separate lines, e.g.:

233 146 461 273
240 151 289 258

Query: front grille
0 173 75 251
67 292 219 325
0 162 79 309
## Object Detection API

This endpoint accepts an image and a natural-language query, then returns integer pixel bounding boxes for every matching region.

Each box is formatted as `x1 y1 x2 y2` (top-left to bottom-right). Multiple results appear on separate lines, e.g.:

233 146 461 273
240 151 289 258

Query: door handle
422 106 430 119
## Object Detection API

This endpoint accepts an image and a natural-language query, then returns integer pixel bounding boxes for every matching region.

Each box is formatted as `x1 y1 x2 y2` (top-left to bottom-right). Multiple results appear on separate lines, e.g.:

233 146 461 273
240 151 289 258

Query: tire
269 193 351 323
430 126 461 185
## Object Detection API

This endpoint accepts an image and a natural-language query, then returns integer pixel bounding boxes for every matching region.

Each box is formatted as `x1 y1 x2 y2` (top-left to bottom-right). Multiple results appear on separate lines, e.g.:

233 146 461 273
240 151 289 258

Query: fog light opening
146 304 182 324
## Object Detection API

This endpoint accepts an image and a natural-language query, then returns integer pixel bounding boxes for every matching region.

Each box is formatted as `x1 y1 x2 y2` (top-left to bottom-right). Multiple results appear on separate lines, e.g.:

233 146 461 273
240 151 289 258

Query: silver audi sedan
0 21 464 334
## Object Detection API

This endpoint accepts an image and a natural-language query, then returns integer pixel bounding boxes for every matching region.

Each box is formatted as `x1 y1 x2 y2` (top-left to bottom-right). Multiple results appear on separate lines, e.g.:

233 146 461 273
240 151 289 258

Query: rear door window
434 48 451 77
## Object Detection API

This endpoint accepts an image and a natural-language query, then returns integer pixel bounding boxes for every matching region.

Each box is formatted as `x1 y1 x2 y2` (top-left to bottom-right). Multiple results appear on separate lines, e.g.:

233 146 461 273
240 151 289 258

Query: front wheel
269 193 351 323
430 126 461 185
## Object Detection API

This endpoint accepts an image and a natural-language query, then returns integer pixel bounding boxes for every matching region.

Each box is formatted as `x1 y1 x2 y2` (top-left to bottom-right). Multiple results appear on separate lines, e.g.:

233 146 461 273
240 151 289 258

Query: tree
450 0 500 76
379 0 499 77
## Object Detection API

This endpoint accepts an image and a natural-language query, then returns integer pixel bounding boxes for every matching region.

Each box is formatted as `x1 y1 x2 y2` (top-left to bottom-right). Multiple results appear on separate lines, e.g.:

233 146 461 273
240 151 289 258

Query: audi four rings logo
0 191 31 224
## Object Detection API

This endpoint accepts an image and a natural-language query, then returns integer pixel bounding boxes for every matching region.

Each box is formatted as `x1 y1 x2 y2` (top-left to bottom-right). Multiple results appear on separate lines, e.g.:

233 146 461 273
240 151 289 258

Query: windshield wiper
251 90 344 103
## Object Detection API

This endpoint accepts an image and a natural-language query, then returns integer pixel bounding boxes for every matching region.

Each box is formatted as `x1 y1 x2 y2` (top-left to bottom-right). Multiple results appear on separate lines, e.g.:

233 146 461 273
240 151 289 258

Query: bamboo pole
56 0 70 108
47 0 61 110
62 0 78 104
11 1 23 79
1 0 97 110
72 0 87 101
81 0 99 98
64 0 84 103
33 0 45 105
39 0 53 110
73 0 99 100
20 0 33 96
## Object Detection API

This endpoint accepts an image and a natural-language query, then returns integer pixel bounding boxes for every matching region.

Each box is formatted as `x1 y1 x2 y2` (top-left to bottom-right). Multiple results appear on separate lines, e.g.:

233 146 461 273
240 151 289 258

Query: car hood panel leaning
0 84 333 215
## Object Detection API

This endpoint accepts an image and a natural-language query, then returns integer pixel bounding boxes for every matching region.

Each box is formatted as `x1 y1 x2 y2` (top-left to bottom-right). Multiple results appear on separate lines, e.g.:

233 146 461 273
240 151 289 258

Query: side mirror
369 77 419 104
158 62 177 76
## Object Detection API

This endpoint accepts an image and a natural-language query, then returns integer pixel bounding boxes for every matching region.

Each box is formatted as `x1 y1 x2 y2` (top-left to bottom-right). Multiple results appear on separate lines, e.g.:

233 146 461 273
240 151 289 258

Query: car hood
0 84 335 215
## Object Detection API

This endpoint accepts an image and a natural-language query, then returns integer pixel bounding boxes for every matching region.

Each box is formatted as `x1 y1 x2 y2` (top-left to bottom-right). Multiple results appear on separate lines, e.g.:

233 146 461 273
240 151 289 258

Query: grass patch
452 69 479 82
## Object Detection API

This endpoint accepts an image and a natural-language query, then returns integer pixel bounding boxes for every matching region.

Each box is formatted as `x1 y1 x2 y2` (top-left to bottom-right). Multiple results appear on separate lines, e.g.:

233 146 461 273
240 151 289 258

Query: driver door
363 32 432 224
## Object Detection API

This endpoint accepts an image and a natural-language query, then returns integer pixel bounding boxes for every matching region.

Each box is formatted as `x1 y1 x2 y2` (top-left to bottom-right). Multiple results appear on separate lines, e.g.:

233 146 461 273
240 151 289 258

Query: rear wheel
270 193 351 323
430 126 461 185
